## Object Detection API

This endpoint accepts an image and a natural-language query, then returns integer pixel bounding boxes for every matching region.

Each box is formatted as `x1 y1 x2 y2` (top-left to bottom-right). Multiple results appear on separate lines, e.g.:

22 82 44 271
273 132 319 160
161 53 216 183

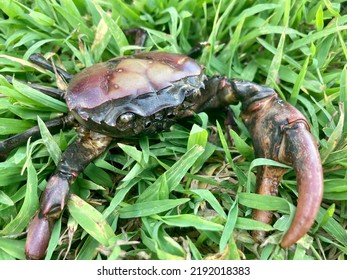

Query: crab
0 51 323 259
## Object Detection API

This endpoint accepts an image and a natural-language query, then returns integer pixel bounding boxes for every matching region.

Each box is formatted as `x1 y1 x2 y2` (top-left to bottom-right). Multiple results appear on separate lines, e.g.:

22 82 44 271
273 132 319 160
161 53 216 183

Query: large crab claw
25 129 112 259
231 80 324 247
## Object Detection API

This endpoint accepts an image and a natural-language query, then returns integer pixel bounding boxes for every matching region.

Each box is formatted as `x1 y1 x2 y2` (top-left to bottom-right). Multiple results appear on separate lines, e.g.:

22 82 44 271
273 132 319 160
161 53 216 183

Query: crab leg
1 56 75 160
5 75 66 99
0 114 75 160
231 80 323 247
29 54 73 81
25 128 112 259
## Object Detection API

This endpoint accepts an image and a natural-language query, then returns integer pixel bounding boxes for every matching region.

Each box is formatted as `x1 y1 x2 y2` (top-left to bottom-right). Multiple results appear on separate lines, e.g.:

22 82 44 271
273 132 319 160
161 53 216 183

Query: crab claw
25 212 53 260
232 80 323 247
278 121 323 247
25 174 70 259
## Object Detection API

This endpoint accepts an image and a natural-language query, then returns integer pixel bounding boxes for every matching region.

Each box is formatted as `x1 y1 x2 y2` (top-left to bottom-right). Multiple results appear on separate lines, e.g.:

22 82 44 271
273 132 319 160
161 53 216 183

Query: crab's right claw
278 121 324 247
231 80 324 247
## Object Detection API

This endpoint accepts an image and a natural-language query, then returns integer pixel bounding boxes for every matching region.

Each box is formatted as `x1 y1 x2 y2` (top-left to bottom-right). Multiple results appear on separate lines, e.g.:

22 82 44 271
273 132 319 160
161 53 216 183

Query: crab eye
117 113 135 124
145 121 152 128
166 112 175 119
116 112 135 130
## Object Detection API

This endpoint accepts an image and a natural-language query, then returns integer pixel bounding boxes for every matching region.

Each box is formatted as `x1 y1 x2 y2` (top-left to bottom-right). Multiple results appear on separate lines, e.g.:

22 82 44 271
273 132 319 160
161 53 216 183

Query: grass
0 0 346 260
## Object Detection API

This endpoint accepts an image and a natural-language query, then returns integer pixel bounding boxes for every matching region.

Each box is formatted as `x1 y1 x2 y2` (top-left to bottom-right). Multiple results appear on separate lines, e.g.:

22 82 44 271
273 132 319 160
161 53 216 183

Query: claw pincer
25 130 111 259
230 80 323 247
25 174 69 259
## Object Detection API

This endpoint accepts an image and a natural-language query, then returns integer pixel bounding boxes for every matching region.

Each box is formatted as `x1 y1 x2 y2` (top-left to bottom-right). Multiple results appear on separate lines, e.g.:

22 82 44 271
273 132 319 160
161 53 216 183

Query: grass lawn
0 0 346 260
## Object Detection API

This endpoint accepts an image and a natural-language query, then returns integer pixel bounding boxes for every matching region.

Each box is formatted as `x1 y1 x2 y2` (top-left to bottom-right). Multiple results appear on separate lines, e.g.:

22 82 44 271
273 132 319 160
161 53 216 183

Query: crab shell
66 52 206 136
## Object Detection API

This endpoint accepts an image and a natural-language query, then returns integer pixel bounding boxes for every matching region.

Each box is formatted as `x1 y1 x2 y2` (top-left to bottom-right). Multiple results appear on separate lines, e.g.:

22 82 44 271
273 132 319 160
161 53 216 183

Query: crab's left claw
232 80 323 247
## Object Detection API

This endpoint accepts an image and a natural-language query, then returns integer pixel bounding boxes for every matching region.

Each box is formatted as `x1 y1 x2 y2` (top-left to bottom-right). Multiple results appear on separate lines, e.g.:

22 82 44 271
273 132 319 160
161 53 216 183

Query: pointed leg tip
280 237 295 248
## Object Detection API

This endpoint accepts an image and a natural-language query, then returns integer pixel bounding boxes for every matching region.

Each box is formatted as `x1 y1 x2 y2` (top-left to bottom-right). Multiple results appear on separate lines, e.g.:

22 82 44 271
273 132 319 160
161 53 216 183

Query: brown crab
0 51 323 259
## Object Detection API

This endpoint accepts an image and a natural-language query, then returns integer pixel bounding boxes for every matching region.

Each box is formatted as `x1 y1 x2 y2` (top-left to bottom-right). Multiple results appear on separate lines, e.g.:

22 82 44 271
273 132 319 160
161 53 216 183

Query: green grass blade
12 79 68 112
0 237 25 260
159 214 224 231
0 157 39 235
239 192 290 213
118 198 190 219
0 118 33 135
137 144 204 202
68 194 115 246
44 217 62 260
191 189 226 219
37 116 62 165
236 217 273 231
220 198 238 252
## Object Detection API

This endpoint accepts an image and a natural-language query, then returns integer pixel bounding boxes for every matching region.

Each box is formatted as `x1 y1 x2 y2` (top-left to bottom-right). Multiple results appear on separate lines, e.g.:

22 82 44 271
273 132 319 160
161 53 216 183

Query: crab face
66 52 206 137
